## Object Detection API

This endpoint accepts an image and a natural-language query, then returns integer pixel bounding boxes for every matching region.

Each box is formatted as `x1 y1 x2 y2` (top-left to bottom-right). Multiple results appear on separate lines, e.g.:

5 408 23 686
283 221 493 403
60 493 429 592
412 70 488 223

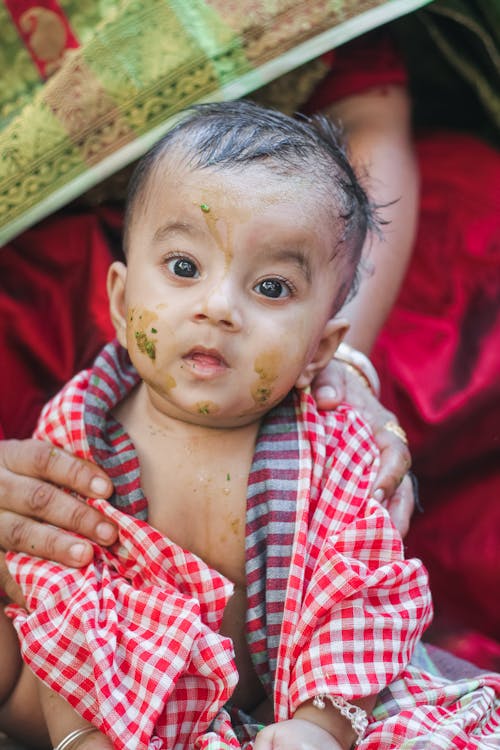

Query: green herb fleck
226 473 231 481
256 386 271 403
151 327 157 333
200 202 210 213
134 330 156 360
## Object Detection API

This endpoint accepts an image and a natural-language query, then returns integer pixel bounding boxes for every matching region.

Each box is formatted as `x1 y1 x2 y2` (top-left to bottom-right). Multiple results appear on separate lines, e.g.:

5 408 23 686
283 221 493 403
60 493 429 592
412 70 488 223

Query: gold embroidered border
0 0 433 245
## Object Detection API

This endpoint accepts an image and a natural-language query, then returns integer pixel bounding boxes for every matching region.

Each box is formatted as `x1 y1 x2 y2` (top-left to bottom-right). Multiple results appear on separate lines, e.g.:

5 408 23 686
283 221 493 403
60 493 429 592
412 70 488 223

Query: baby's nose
193 282 242 330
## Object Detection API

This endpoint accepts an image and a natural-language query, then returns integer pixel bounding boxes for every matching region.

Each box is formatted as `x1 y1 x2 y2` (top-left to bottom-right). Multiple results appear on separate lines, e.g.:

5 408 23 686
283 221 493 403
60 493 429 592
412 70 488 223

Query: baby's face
113 157 348 427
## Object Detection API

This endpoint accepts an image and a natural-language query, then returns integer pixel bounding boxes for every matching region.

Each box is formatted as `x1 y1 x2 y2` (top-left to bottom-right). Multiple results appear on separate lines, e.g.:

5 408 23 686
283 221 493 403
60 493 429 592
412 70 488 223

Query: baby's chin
146 381 289 429
179 400 275 430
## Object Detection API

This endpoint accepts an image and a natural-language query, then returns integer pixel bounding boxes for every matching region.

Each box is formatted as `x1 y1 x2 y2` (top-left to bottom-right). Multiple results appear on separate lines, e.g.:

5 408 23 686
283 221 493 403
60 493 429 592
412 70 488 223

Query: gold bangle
383 420 409 445
334 343 380 397
342 362 373 392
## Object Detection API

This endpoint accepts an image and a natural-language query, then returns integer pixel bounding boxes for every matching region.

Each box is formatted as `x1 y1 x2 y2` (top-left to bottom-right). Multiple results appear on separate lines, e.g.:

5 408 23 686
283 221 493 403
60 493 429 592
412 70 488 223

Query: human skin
96 154 373 748
108 155 349 430
327 84 419 355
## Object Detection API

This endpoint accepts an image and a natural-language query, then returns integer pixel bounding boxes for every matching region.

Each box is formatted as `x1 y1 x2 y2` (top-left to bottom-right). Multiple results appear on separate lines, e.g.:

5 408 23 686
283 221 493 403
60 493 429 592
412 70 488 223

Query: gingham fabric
7 342 500 748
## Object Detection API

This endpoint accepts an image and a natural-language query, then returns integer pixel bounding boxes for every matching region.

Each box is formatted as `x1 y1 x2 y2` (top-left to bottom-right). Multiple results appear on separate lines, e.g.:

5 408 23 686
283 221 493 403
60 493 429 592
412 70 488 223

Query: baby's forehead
124 143 346 258
144 151 330 211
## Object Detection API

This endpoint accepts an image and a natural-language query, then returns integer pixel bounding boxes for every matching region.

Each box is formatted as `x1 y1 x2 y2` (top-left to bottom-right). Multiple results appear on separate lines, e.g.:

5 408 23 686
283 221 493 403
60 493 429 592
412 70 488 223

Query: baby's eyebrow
268 249 312 282
153 220 199 243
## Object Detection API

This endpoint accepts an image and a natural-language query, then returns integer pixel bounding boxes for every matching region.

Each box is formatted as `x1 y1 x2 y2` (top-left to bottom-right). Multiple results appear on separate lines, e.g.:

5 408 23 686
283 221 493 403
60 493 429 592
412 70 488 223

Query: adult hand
0 439 117 571
312 359 413 537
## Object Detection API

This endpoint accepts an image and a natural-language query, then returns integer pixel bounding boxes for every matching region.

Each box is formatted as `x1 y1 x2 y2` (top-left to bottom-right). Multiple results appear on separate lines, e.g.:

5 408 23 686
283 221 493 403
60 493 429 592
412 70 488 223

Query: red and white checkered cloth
6 351 500 748
8 499 237 748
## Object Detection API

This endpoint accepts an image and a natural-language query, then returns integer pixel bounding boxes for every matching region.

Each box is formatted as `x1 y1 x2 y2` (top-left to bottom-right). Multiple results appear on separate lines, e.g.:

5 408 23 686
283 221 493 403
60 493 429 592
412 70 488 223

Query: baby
2 101 497 750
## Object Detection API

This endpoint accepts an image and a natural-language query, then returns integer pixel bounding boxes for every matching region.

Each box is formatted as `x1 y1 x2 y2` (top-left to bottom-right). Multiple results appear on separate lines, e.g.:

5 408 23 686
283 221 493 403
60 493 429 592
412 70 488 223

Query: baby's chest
145 468 249 586
138 448 270 712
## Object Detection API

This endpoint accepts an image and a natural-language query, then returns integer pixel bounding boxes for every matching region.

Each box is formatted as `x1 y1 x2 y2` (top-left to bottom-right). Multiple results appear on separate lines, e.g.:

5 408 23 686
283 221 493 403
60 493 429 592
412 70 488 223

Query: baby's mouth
182 347 228 374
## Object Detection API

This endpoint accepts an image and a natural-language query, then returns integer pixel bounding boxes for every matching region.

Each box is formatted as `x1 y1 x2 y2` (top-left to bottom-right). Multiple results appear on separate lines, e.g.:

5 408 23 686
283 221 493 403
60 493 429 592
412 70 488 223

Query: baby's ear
107 261 128 348
295 317 349 389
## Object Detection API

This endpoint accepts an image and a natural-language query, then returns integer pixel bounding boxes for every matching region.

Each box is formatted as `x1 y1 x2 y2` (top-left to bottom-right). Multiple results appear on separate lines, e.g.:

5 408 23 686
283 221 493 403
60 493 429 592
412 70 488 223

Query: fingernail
373 488 385 503
69 543 89 563
96 522 116 543
90 477 109 496
317 386 337 401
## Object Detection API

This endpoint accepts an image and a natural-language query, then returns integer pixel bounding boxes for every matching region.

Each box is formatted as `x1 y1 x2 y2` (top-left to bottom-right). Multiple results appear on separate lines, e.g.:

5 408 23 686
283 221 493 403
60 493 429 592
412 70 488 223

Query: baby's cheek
250 345 301 406
126 307 158 356
251 350 281 405
126 306 176 368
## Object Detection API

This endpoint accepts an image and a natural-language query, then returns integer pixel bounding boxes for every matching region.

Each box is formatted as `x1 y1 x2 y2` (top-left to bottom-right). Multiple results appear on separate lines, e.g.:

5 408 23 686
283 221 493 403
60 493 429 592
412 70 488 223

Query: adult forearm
325 86 420 355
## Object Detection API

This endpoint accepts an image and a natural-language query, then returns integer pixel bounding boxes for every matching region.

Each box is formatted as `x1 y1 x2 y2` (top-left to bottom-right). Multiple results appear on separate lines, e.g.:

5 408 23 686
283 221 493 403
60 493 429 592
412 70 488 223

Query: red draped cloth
0 207 120 440
374 132 500 667
1 30 499 669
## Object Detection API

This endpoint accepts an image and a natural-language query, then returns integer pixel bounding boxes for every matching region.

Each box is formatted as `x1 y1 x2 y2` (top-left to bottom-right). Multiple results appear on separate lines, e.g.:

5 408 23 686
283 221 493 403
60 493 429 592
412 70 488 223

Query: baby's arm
39 685 112 750
0 605 110 750
255 693 376 749
0 606 49 747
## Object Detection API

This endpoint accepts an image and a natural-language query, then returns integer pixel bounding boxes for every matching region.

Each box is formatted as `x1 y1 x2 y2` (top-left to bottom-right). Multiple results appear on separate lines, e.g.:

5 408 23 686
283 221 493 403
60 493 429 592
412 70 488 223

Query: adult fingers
0 439 113 499
0 510 100 567
311 359 348 410
317 367 414 521
0 440 117 562
383 474 414 539
340 372 413 503
371 421 412 504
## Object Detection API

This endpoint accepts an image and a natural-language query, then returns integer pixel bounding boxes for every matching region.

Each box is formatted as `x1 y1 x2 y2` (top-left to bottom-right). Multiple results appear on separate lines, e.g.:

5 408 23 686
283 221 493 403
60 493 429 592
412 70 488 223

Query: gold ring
383 420 408 445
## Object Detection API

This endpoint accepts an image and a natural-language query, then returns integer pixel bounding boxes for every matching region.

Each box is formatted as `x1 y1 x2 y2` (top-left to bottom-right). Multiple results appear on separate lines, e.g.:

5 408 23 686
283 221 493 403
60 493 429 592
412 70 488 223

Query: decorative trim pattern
0 0 433 246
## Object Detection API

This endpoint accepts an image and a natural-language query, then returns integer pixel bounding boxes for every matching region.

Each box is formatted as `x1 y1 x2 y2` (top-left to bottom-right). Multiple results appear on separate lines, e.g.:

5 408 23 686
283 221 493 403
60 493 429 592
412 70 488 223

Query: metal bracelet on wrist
53 727 96 750
312 693 368 745
335 342 381 398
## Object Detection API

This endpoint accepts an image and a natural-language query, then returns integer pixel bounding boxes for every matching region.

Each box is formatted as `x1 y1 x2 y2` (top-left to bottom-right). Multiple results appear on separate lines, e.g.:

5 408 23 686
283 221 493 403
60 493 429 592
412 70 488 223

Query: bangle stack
334 342 380 398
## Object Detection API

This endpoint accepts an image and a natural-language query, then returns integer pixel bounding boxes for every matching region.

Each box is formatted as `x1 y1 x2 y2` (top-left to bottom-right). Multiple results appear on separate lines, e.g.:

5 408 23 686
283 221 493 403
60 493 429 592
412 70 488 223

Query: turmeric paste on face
135 330 156 360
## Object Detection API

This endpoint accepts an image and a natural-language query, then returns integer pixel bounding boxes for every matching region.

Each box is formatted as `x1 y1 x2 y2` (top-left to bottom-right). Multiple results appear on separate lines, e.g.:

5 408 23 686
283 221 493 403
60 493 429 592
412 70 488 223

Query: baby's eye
166 256 199 278
254 278 292 299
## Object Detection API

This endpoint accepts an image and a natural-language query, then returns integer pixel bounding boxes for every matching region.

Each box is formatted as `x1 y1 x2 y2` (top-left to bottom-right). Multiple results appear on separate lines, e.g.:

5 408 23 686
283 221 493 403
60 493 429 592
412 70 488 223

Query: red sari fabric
0 207 120 440
373 132 500 662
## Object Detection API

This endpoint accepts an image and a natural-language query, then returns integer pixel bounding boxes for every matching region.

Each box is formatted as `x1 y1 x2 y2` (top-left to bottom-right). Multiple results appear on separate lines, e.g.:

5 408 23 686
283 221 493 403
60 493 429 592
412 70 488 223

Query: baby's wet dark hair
124 100 377 309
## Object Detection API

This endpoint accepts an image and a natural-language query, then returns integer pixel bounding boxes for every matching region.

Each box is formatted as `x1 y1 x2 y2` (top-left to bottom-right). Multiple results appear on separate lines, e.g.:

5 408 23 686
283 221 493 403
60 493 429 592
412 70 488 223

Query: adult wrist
334 342 380 398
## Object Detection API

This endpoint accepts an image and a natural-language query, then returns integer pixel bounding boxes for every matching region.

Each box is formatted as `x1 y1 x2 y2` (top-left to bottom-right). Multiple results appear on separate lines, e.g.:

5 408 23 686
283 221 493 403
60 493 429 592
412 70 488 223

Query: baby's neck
112 381 260 584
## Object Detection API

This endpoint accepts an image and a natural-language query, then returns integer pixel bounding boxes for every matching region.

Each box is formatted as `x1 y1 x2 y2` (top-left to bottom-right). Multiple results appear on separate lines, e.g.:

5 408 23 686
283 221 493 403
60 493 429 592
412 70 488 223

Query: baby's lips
184 347 228 368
